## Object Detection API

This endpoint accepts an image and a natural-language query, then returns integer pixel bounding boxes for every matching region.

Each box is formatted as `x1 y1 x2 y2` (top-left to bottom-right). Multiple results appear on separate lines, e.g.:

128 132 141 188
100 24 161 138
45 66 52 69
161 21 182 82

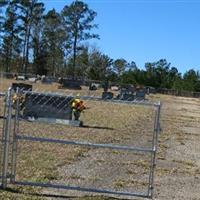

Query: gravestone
145 86 156 94
23 93 73 120
28 77 37 83
59 79 82 90
41 77 53 84
135 89 146 100
89 83 99 91
12 83 32 92
117 87 135 101
102 81 109 92
17 75 25 80
111 86 119 91
102 91 113 100
6 73 14 79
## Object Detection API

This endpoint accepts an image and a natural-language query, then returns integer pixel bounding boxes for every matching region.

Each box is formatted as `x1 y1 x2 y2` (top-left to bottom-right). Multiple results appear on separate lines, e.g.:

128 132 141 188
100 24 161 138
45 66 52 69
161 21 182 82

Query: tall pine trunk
22 25 28 73
72 35 77 79
24 25 31 75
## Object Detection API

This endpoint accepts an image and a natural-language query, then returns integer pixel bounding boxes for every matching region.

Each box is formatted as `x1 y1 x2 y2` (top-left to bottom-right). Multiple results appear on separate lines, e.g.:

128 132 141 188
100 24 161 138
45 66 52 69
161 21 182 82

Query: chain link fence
0 85 161 199
0 73 161 199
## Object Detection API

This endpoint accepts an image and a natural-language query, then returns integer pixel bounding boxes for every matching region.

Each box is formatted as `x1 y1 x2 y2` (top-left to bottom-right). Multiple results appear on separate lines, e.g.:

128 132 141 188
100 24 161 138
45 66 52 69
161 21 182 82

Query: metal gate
1 87 161 199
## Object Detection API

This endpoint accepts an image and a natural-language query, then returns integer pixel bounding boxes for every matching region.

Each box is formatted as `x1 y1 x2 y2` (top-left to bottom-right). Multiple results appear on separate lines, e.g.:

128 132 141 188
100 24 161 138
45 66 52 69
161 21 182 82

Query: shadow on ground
81 125 114 130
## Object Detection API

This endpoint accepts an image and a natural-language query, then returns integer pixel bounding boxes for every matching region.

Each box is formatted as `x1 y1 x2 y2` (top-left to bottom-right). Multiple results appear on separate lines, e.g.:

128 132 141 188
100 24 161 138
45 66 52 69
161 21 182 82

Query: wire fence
0 85 161 199
157 88 200 98
0 93 5 181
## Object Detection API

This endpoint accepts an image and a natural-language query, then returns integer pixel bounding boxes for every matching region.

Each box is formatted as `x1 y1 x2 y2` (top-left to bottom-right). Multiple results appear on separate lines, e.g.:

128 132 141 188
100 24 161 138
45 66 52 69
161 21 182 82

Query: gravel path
154 96 200 200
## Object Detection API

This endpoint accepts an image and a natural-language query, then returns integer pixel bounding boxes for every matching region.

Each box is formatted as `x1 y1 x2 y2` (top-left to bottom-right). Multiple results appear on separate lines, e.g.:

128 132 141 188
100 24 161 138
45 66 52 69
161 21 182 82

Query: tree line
0 0 200 92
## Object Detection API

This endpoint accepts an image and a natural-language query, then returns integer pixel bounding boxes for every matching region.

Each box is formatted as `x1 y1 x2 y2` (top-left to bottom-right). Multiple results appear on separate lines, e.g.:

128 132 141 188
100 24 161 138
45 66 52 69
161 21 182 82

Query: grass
113 178 148 189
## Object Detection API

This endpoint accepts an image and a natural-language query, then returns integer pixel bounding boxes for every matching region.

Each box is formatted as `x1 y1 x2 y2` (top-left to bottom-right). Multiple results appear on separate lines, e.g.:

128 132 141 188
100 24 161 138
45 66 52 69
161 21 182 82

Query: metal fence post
11 88 19 183
148 102 161 198
1 87 13 189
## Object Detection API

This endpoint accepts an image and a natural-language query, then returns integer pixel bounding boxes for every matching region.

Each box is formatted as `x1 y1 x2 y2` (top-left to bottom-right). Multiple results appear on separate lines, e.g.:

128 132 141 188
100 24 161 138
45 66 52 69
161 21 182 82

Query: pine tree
62 0 99 77
1 1 21 72
43 9 66 76
18 0 44 74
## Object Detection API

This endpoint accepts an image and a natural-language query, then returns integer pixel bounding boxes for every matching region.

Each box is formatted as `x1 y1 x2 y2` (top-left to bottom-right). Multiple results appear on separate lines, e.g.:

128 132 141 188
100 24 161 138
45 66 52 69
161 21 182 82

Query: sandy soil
153 95 200 200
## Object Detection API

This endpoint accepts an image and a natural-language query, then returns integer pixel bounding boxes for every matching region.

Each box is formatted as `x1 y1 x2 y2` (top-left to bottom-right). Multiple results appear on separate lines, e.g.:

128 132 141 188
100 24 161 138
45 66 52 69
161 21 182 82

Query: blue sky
41 0 200 73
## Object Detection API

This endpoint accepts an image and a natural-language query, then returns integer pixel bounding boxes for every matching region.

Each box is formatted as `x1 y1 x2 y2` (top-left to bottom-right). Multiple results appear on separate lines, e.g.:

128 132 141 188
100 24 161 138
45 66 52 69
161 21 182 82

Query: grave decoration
70 95 86 121
12 83 33 110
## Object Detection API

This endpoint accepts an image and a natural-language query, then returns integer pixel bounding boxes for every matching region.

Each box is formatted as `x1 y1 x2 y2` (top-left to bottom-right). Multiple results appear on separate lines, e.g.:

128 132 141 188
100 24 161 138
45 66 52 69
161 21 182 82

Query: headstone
17 75 25 80
59 79 82 90
12 83 32 92
135 89 146 100
146 86 156 94
41 77 53 84
89 83 98 90
111 86 119 91
6 73 14 79
117 87 135 101
102 92 113 100
23 93 73 120
28 77 37 83
103 81 109 92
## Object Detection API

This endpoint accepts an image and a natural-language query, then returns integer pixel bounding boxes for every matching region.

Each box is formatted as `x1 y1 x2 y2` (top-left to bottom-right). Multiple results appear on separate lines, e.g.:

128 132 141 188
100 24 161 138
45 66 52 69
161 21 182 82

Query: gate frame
1 87 13 188
1 88 161 199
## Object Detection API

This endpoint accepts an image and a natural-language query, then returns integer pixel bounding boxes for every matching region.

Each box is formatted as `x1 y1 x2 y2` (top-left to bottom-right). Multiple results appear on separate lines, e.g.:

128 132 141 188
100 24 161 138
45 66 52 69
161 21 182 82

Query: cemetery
0 0 200 199
0 77 199 200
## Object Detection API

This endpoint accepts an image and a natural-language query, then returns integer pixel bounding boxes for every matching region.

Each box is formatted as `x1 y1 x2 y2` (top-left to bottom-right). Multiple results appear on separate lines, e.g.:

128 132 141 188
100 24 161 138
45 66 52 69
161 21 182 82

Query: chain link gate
1 87 161 199
0 88 13 188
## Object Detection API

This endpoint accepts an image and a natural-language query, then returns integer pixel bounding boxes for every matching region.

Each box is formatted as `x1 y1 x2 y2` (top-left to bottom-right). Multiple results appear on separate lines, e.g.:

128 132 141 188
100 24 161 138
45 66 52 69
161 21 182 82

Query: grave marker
23 93 73 120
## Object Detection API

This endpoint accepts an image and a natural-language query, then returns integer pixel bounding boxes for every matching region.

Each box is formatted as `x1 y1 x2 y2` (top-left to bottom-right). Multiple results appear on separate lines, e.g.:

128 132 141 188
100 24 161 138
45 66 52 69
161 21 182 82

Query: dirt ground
153 95 200 200
0 79 200 200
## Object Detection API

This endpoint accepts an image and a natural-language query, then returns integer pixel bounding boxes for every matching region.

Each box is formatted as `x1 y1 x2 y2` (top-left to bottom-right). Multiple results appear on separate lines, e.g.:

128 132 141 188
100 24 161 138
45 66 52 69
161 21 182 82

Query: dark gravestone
103 81 109 92
121 94 135 101
23 93 73 120
41 77 53 84
102 92 113 100
117 88 135 101
6 74 14 79
12 83 32 92
59 79 82 90
135 89 146 100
